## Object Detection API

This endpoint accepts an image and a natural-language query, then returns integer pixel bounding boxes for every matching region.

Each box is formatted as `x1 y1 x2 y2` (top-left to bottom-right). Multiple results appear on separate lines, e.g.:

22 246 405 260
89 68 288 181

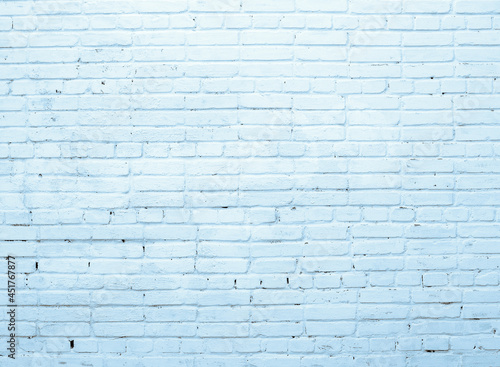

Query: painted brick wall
1 0 500 366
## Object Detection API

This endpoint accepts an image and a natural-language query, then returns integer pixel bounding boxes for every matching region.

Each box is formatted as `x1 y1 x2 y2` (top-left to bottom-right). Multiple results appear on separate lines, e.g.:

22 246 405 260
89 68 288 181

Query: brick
0 1 499 363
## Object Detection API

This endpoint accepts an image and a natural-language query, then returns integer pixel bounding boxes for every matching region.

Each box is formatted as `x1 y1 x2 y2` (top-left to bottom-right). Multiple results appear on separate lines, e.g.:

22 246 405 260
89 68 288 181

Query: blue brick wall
1 0 500 366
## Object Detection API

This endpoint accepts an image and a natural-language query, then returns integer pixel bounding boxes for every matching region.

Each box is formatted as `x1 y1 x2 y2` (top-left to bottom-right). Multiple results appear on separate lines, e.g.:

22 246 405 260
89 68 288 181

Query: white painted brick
403 0 451 13
0 1 498 363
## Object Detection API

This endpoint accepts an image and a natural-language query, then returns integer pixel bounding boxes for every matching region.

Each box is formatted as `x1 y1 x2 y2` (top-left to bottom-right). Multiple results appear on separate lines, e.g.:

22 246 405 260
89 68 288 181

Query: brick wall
1 0 500 366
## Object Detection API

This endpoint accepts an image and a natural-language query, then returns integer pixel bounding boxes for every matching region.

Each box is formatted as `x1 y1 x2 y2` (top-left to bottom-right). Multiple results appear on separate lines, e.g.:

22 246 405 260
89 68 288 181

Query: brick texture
1 0 500 366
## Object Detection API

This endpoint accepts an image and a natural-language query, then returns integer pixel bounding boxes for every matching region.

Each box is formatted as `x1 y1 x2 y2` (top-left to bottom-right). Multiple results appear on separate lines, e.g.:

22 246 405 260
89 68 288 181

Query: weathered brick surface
1 0 500 365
